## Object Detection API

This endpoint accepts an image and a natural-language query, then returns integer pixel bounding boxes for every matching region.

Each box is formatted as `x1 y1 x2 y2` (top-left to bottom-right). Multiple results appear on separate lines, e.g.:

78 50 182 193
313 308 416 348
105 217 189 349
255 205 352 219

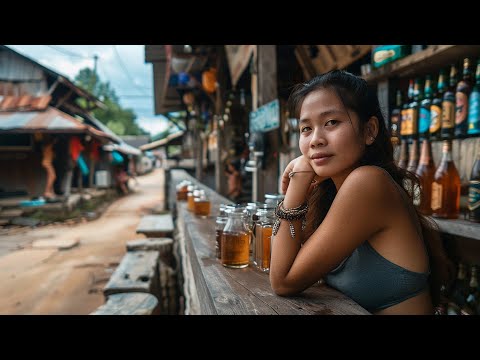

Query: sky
8 45 170 136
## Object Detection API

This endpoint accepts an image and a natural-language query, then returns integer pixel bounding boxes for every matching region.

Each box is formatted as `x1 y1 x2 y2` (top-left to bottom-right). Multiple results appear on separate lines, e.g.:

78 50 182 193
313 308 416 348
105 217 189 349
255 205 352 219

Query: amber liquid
416 140 436 215
187 193 195 211
432 141 461 219
407 139 419 173
176 188 188 201
254 226 272 272
221 232 250 268
194 200 211 217
215 229 222 259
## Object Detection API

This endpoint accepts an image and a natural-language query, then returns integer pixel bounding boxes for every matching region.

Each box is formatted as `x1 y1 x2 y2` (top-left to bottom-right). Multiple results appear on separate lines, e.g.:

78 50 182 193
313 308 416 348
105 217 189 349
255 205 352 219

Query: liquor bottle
416 139 436 215
215 205 229 259
467 59 480 136
400 79 415 139
468 151 480 222
455 58 473 138
419 75 432 140
431 140 461 219
430 70 446 141
390 90 402 146
407 139 419 173
441 65 457 140
397 139 409 170
408 78 422 140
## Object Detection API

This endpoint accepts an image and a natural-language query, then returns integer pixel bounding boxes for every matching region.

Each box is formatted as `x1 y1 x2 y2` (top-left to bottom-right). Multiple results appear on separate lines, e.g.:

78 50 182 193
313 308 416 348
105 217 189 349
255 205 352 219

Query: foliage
74 68 148 136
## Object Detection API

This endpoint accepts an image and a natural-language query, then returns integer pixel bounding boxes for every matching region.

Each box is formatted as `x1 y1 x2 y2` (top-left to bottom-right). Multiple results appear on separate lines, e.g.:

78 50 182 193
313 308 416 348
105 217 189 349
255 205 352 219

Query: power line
44 45 91 59
112 45 149 96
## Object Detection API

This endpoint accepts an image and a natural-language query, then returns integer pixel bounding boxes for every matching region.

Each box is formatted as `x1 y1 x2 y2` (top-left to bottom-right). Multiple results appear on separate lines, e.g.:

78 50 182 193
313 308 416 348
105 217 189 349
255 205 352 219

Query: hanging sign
249 99 279 133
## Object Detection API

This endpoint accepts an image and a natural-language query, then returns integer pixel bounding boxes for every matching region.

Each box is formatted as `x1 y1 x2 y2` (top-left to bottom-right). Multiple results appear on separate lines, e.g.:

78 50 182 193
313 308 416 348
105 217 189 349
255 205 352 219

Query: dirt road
0 168 165 314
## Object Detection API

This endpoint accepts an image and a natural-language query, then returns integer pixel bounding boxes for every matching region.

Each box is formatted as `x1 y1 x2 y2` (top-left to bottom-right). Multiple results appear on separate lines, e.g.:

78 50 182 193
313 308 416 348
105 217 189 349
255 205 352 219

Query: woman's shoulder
340 165 399 202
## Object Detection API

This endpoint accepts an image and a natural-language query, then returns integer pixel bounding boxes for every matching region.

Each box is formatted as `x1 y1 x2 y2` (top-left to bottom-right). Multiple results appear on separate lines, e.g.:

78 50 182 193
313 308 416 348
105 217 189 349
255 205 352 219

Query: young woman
269 70 451 315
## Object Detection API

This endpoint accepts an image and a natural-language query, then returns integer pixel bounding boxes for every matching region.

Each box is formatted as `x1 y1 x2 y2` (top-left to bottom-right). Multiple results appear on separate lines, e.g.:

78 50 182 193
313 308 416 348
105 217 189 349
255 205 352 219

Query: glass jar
254 205 275 272
221 206 249 268
194 192 211 218
265 193 285 208
187 188 200 212
215 205 228 259
176 180 191 201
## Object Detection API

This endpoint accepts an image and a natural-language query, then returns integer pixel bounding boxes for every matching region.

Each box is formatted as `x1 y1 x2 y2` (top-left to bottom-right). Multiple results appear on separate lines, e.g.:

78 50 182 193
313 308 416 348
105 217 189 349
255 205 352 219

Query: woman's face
298 88 366 180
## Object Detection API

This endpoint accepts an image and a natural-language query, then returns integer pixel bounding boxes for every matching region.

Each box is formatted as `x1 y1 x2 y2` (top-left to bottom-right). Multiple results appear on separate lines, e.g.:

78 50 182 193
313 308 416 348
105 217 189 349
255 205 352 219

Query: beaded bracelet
273 200 308 239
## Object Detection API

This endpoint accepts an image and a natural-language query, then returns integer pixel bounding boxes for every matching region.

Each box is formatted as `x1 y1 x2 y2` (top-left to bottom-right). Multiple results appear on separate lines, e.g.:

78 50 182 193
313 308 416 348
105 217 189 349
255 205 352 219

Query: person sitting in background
114 166 129 195
225 159 242 201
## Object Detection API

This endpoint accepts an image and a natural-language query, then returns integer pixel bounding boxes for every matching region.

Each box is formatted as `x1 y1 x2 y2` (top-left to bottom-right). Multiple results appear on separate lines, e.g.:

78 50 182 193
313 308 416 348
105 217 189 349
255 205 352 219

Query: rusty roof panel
0 95 51 111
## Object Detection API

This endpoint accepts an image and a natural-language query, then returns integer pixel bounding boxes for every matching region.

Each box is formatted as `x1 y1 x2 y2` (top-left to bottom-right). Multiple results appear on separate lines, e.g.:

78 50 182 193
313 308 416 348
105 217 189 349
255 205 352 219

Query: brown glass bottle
431 140 461 219
407 139 419 173
441 65 457 140
397 139 409 170
468 151 480 222
430 70 446 141
455 58 473 138
390 90 402 146
416 139 436 215
400 79 415 139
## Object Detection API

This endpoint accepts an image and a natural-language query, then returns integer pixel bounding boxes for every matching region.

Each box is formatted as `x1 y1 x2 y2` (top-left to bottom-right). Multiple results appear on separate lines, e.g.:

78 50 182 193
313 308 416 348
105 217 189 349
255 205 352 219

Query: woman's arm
269 166 390 296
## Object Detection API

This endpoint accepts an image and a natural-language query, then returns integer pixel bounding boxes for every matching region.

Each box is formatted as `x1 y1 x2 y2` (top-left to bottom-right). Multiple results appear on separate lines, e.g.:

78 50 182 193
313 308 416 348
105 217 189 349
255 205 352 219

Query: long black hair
288 70 453 306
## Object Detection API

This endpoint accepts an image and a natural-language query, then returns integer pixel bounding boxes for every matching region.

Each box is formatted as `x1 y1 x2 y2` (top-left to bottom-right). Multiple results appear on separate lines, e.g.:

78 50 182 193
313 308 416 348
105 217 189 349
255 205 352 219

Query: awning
140 131 184 151
103 142 142 156
225 45 256 88
0 106 115 143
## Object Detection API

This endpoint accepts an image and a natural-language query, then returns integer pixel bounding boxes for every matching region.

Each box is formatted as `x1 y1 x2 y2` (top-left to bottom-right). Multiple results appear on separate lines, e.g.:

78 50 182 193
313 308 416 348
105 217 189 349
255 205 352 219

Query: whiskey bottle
416 139 436 215
397 139 409 170
431 140 461 219
419 75 432 140
400 79 415 139
390 89 402 146
408 78 422 140
407 139 419 173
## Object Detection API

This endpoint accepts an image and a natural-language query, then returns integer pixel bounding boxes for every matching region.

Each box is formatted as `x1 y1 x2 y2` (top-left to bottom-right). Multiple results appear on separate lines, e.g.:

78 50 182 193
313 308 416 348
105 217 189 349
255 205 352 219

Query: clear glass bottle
187 188 200 212
215 205 228 259
264 194 285 208
194 191 211 218
221 206 250 268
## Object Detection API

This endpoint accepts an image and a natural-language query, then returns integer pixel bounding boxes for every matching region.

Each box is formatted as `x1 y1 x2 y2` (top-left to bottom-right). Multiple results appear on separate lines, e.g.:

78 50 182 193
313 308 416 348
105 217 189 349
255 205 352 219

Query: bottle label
413 182 421 207
431 182 443 211
429 105 442 133
442 100 455 129
401 109 412 135
468 92 480 134
419 107 431 134
468 180 480 211
455 92 469 125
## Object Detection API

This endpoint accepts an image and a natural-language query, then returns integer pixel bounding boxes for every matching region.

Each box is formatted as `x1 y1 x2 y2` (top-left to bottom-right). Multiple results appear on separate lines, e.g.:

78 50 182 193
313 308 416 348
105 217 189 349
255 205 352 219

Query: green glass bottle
419 75 432 140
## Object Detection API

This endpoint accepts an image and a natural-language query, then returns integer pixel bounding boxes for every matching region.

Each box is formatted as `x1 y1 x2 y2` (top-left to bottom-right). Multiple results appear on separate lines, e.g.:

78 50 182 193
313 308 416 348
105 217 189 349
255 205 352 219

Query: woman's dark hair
288 70 453 307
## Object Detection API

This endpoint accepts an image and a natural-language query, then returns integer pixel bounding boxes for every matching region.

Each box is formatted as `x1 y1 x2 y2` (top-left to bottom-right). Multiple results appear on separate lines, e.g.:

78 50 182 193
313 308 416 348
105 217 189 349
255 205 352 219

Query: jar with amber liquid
176 180 191 201
432 140 461 218
215 205 228 259
221 206 249 268
254 206 275 272
187 188 200 212
194 192 211 218
416 139 436 215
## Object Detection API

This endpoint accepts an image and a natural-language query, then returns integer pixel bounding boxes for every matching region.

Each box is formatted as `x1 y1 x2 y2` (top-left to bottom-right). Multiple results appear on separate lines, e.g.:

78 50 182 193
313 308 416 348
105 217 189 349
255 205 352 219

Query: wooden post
257 45 278 201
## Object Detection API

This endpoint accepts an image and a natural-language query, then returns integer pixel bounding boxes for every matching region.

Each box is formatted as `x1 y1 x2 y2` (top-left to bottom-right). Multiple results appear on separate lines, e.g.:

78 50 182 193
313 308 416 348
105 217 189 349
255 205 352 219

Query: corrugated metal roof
0 107 114 142
0 95 51 111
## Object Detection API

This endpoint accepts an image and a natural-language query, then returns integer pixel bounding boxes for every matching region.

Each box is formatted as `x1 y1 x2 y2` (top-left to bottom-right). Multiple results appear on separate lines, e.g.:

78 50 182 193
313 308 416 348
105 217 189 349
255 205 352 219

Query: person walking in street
269 70 452 315
41 136 57 200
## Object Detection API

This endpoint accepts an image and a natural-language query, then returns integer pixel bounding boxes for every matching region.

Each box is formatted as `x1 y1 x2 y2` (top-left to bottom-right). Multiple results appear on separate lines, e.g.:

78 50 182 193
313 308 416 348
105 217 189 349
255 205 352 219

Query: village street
0 168 165 315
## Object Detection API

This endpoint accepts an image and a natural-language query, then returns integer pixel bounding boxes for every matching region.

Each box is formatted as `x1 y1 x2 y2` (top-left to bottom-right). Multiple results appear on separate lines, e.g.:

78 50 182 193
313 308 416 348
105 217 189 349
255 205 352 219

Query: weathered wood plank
126 238 173 252
430 217 480 241
90 292 158 315
136 214 174 237
103 250 159 297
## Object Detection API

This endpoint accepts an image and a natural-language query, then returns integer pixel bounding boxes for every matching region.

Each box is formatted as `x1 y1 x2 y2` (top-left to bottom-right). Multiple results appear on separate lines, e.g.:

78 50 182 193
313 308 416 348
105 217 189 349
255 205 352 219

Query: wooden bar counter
169 169 370 315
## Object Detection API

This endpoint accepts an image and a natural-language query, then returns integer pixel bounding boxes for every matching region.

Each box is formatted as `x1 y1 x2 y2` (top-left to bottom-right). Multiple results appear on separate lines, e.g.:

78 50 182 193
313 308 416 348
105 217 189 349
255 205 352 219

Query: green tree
74 68 148 136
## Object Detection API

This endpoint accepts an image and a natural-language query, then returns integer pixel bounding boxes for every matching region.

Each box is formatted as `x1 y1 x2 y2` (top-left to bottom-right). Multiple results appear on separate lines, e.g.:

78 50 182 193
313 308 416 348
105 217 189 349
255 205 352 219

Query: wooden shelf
430 216 480 241
363 45 480 83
